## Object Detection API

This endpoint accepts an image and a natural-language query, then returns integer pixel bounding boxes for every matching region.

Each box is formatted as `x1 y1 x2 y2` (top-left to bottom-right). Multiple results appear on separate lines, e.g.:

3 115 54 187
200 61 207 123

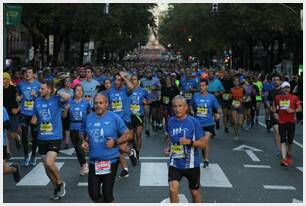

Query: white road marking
258 120 303 149
243 164 271 168
161 194 188 203
60 148 75 156
232 144 262 152
245 150 260 162
200 163 233 188
17 162 64 186
263 185 296 190
292 198 302 203
297 167 303 172
140 162 168 186
78 182 88 186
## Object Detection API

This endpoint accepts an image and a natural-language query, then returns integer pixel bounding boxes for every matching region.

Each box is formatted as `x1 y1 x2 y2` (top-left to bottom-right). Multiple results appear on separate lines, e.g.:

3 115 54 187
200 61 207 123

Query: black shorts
131 115 144 128
3 146 8 160
62 116 69 131
124 121 133 130
38 139 62 155
243 102 253 109
168 166 200 190
151 100 161 109
279 123 295 144
220 100 231 109
231 105 244 114
202 125 216 137
270 113 278 126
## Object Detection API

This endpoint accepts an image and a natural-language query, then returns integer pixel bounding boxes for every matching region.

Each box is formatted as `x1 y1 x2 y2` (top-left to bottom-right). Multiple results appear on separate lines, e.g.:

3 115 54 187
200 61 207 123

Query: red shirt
274 94 301 124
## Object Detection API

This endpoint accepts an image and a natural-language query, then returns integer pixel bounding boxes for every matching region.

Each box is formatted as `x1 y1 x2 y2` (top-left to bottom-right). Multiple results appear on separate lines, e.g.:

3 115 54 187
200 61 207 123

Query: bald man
166 95 209 203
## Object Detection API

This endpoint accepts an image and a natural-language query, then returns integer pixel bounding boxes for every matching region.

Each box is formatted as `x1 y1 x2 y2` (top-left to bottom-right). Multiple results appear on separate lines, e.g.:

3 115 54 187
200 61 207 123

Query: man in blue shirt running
167 95 209 203
81 94 130 203
31 80 71 200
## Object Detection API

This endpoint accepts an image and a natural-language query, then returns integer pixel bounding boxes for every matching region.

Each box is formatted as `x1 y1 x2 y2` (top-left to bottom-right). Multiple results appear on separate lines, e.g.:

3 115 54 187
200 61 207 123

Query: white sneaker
80 163 89 175
234 136 239 141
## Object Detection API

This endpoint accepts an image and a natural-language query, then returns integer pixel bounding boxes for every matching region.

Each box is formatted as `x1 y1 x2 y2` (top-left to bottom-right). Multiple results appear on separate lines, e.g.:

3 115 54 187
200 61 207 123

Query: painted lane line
161 194 188 203
17 162 64 186
292 198 302 203
243 164 271 168
263 185 296 190
78 182 88 186
140 162 168 186
245 150 260 162
200 163 233 188
296 167 303 172
258 120 303 149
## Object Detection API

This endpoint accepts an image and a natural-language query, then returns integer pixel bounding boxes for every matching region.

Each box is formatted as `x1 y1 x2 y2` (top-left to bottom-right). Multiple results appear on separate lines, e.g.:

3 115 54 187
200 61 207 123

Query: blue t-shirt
85 111 128 164
94 75 108 85
68 99 91 132
167 115 204 169
34 96 63 140
208 78 224 93
191 92 220 127
3 108 9 146
17 80 41 116
263 82 274 97
130 87 148 116
180 78 198 101
107 86 131 123
140 77 161 101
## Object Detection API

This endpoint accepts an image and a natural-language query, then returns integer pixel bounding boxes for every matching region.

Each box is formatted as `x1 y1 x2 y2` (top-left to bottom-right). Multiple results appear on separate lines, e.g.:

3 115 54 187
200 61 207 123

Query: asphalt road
3 111 303 203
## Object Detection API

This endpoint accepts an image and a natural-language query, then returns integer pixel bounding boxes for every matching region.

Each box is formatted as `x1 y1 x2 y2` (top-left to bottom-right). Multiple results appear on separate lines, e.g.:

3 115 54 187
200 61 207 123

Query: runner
167 95 209 203
31 80 71 200
63 84 91 175
267 74 283 158
262 74 274 132
129 74 149 160
273 81 302 166
3 107 22 183
180 68 198 106
230 76 245 140
107 72 137 178
81 94 130 203
190 79 221 168
81 67 100 108
253 74 263 125
219 70 234 133
17 66 41 166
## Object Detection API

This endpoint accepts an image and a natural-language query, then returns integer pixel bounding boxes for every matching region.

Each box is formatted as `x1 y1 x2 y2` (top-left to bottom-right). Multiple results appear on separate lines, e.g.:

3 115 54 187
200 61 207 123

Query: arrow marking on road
232 144 262 152
245 150 260 162
160 194 188 203
297 167 303 172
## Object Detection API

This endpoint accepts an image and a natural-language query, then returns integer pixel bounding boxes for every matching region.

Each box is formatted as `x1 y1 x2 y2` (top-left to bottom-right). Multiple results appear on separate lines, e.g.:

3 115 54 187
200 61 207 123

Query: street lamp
188 35 192 43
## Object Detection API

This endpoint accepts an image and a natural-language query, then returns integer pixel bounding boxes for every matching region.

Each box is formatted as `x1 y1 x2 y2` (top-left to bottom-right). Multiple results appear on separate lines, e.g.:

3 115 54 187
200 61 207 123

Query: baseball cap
281 81 290 88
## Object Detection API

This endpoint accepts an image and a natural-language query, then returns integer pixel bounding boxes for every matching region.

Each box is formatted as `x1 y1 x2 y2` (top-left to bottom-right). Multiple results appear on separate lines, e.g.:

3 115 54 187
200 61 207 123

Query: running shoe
203 160 209 168
14 134 22 150
286 154 293 165
118 169 129 178
29 156 37 166
280 159 289 167
129 149 137 167
50 188 60 200
224 127 229 133
11 163 21 183
21 156 30 167
57 181 66 198
64 144 69 150
233 136 239 141
145 129 150 136
216 121 220 130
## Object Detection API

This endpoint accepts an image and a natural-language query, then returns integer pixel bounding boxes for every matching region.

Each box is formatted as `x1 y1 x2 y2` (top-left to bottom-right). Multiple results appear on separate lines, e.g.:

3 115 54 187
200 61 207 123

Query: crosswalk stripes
17 162 64 186
140 162 168 186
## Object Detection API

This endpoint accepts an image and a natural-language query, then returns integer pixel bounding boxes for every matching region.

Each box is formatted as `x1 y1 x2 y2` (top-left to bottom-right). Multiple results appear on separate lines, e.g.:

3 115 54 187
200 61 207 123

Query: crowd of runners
3 62 303 202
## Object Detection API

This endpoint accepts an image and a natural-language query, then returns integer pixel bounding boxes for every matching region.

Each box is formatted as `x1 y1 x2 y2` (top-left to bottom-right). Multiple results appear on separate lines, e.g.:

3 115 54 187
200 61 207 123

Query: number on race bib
95 160 111 175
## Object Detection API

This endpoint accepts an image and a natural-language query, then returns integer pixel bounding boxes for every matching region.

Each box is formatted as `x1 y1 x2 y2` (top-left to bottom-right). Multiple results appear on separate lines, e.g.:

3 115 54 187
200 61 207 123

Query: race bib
95 160 111 175
40 122 53 133
197 106 208 117
112 100 123 112
279 100 290 110
185 92 192 100
222 93 230 100
24 100 34 110
130 104 140 114
232 100 241 108
163 96 169 104
72 111 82 121
171 144 185 159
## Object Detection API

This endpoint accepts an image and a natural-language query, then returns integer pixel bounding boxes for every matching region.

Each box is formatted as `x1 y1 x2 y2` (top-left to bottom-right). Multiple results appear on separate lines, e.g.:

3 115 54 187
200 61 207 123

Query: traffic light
212 3 218 13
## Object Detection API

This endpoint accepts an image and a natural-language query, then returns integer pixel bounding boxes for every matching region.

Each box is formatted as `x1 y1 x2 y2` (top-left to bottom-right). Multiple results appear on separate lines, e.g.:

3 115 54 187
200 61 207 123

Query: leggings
70 130 86 166
21 114 38 158
88 160 119 203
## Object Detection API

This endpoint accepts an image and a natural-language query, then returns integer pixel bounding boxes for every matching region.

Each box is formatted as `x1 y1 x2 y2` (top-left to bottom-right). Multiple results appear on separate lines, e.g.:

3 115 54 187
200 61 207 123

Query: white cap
281 81 290 88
